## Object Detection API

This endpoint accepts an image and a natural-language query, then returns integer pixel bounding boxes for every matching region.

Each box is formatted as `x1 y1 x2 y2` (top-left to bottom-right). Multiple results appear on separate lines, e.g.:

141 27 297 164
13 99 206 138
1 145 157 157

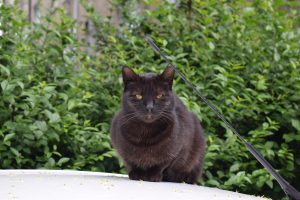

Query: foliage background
0 0 300 199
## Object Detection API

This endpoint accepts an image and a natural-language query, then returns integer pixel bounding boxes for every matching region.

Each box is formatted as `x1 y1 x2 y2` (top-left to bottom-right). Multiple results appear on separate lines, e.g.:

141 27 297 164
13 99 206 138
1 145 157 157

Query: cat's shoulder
174 94 186 108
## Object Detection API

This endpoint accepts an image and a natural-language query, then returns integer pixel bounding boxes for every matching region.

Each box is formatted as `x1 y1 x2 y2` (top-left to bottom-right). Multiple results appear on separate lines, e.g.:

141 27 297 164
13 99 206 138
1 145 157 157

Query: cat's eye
135 94 143 100
156 94 163 99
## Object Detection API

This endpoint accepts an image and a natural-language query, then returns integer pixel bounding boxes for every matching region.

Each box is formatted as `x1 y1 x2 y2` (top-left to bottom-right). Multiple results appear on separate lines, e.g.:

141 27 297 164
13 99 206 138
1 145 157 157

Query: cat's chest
122 124 176 166
122 122 169 139
128 124 157 134
119 121 178 167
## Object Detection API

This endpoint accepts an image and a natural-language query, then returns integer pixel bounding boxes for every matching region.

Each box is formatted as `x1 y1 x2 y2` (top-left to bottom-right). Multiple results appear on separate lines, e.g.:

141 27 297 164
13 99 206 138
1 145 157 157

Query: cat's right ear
122 66 138 84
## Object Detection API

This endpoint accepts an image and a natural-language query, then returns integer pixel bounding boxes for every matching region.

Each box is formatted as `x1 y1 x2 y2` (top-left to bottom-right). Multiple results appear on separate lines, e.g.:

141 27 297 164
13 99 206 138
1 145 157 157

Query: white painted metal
0 170 271 200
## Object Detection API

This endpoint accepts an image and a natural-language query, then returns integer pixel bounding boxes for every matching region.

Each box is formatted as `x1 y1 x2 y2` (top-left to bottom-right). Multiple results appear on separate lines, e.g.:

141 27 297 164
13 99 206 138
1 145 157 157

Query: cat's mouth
146 114 153 119
143 113 156 123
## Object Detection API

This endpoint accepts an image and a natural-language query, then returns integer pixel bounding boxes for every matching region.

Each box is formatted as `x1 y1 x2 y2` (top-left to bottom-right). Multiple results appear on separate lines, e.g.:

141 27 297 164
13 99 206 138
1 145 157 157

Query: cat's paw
128 171 143 181
145 174 163 182
128 171 162 182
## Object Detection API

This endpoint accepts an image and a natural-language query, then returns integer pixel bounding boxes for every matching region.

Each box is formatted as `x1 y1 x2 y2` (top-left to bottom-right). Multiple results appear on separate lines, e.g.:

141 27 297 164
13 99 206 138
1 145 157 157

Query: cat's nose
146 101 154 113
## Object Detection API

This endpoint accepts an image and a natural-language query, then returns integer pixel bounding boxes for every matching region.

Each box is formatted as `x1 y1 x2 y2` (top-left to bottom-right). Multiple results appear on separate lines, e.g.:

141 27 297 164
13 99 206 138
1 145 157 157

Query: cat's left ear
161 66 175 88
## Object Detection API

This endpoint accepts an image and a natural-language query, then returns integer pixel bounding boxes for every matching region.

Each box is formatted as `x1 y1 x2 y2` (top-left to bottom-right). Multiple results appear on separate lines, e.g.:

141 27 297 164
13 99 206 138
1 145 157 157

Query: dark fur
110 66 205 183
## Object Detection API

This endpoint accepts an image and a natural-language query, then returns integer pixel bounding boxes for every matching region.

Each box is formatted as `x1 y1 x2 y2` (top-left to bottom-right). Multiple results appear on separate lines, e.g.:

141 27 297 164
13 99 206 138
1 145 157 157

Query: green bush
0 5 119 172
1 1 300 199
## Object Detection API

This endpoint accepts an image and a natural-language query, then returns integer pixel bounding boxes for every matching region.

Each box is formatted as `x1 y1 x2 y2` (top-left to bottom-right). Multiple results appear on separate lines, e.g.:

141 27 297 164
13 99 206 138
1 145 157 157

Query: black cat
110 66 206 183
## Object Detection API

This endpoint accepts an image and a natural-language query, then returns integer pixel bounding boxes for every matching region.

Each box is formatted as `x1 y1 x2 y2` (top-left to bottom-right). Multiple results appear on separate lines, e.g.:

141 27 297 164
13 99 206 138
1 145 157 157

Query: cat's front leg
128 167 144 181
129 165 163 182
144 166 163 182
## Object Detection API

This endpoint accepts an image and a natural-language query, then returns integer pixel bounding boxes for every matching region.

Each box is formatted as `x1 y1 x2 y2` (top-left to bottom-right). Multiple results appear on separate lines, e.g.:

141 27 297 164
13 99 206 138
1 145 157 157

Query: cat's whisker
160 111 174 123
120 114 137 127
120 113 136 120
160 117 173 127
160 114 171 121
160 114 172 121
159 117 172 126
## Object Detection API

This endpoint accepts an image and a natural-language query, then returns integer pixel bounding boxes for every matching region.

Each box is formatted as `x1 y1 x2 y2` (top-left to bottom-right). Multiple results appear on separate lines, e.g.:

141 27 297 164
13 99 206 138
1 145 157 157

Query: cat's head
122 66 175 123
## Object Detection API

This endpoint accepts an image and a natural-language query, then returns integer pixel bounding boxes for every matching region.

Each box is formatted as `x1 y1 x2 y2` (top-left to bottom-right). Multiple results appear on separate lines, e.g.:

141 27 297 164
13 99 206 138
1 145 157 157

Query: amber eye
135 94 143 100
156 94 163 99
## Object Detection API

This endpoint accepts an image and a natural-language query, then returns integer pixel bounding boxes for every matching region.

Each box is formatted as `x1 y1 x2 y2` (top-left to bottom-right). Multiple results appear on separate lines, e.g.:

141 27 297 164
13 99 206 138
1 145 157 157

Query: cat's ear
161 66 175 88
122 66 138 84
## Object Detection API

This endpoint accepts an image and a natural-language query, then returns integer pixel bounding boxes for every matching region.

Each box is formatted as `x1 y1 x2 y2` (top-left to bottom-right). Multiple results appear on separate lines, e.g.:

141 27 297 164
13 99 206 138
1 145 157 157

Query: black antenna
145 36 300 200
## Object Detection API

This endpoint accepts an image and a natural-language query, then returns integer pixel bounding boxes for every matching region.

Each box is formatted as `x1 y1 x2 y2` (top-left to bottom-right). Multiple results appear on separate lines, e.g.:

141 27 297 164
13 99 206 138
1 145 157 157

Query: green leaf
291 119 300 131
175 53 188 59
17 81 24 89
57 157 70 166
34 121 48 132
67 99 76 110
1 80 8 91
47 158 56 168
3 133 16 143
10 147 20 157
208 42 215 50
274 48 280 62
230 163 240 172
206 179 220 187
44 110 61 123
266 179 273 189
0 64 11 76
